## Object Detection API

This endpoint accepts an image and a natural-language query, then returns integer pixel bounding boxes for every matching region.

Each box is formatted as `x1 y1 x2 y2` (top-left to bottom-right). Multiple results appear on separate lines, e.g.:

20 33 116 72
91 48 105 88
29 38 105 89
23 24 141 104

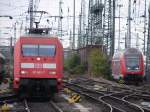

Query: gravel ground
28 102 56 112
53 93 76 112
79 97 105 112
55 92 107 112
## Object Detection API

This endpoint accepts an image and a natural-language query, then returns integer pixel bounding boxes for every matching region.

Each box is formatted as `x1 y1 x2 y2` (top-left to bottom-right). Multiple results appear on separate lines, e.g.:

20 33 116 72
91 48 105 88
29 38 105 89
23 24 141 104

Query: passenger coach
112 48 144 83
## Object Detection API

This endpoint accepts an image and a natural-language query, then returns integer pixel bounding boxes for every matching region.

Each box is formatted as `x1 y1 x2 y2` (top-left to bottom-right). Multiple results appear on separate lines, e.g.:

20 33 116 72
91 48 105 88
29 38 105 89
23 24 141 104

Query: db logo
34 63 43 68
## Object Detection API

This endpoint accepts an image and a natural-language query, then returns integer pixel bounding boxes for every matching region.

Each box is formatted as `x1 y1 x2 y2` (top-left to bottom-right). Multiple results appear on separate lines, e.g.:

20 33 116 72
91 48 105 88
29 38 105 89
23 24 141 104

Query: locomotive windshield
22 45 38 56
125 56 140 70
39 45 55 56
22 44 55 56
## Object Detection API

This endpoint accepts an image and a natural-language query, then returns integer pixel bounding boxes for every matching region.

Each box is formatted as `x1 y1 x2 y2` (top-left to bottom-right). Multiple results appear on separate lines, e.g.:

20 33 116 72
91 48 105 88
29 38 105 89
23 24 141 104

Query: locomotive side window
22 45 38 56
39 45 55 56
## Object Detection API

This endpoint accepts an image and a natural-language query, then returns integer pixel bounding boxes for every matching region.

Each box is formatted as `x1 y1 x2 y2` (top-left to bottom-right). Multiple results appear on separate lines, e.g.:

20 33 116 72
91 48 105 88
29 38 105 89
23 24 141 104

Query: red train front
112 48 144 83
13 28 63 97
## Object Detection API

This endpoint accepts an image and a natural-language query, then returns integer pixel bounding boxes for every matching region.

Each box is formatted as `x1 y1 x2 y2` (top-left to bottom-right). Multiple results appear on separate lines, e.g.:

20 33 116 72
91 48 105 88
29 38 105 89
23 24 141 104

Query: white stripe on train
21 63 56 69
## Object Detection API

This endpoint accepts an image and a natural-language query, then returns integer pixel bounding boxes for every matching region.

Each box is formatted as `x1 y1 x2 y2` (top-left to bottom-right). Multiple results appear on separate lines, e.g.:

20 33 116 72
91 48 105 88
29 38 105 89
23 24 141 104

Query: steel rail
65 82 124 112
23 99 63 112
74 78 150 95
0 93 18 104
123 94 150 112
101 95 144 112
65 85 114 112
24 99 31 112
50 101 64 112
65 82 145 112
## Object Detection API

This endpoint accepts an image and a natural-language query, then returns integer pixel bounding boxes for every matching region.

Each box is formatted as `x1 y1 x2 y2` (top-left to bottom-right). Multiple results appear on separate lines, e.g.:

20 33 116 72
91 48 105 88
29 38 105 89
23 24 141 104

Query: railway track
123 94 150 112
0 77 149 112
110 91 134 99
68 77 130 92
24 99 63 112
65 82 146 112
101 95 144 112
0 93 64 112
64 84 114 112
0 92 18 104
70 77 150 95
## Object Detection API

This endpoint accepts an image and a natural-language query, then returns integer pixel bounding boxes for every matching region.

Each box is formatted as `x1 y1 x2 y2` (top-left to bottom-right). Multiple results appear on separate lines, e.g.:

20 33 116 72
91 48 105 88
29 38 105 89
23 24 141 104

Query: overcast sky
0 0 150 52
0 0 83 47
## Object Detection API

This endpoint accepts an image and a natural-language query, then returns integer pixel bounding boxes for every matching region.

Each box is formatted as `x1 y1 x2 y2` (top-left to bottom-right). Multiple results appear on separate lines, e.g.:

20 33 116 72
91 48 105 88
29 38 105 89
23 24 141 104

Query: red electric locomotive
13 28 63 97
112 48 144 83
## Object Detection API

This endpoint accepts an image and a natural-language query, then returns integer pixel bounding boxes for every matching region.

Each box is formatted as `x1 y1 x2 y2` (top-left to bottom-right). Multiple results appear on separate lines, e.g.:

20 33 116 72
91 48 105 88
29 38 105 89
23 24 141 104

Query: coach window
22 45 38 56
39 45 55 56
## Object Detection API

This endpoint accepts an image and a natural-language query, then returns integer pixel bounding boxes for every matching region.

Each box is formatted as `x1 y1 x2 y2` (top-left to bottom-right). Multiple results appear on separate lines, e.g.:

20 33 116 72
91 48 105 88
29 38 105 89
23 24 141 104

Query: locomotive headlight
37 57 41 61
15 78 20 83
49 71 56 75
21 70 28 74
58 78 62 82
127 67 131 70
135 67 139 70
15 78 20 81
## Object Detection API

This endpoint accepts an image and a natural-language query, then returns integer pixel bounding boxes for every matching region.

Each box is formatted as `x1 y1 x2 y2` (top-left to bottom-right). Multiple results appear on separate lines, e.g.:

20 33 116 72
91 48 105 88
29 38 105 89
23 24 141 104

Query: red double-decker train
112 48 144 83
13 28 63 97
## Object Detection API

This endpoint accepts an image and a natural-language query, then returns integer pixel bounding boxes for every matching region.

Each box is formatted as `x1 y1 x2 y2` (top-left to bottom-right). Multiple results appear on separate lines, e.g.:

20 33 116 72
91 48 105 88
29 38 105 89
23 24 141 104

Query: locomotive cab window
39 45 55 56
22 45 38 56
125 56 140 70
22 44 55 56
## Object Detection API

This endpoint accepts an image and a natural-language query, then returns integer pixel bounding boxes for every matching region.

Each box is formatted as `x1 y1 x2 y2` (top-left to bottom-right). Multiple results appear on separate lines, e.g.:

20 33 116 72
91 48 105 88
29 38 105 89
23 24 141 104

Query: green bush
89 49 111 78
64 53 85 75
72 64 85 74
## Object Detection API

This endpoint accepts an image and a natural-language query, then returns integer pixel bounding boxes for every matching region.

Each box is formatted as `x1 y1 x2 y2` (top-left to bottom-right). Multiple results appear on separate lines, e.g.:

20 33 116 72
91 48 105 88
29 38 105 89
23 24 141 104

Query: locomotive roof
28 28 51 35
21 28 56 37
20 34 58 38
124 48 142 55
17 36 61 45
113 48 142 59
